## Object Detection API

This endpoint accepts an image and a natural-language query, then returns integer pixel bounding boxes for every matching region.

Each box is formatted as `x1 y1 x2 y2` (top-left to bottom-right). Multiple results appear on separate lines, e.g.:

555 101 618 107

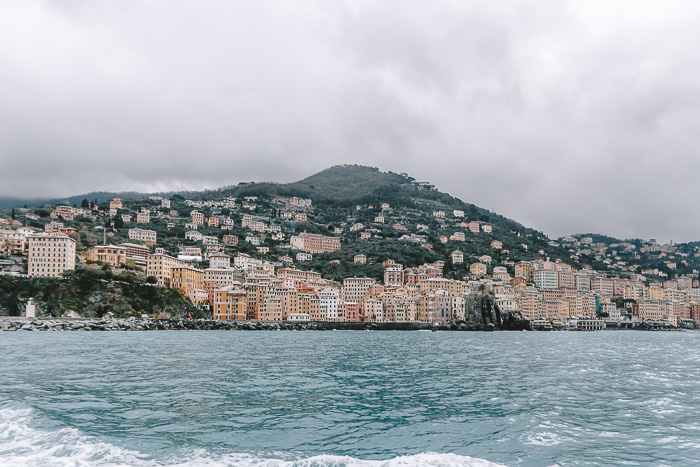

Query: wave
0 405 504 467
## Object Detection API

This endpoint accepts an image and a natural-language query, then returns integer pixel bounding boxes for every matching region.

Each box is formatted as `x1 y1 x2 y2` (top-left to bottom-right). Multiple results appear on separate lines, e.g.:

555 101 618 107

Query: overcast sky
1 1 699 242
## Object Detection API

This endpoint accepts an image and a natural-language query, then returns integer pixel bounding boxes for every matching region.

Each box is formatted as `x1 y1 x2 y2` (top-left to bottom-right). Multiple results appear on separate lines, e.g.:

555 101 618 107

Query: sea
0 330 698 466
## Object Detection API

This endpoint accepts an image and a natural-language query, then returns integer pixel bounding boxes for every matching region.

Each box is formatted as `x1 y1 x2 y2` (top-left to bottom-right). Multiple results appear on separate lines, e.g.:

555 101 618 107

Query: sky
1 1 700 243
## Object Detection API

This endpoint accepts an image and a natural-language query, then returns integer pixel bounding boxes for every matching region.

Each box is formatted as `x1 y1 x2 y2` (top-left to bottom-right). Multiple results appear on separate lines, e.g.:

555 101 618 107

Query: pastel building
191 210 205 225
128 228 157 245
28 233 76 277
299 232 341 254
136 212 150 224
87 245 127 268
213 285 247 320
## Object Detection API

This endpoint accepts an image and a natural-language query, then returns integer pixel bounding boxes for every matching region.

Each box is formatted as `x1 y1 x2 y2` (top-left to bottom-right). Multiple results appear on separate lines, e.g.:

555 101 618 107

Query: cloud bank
1 0 699 242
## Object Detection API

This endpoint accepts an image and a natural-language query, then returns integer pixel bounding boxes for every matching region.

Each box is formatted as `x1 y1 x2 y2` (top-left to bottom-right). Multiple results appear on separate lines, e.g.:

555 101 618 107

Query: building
128 228 157 245
354 254 367 264
318 287 340 321
591 277 615 296
171 266 205 299
213 285 247 320
343 277 376 304
299 232 341 254
534 269 559 289
27 233 76 277
146 253 189 287
277 268 322 284
87 245 127 267
0 230 26 254
558 270 576 290
119 242 149 267
136 212 150 224
514 262 534 282
384 267 404 286
191 210 205 225
209 253 231 269
470 263 487 275
223 235 238 245
451 250 463 264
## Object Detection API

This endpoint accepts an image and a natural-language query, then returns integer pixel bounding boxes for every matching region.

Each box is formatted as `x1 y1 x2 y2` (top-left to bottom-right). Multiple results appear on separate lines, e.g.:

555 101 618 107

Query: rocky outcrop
0 274 201 319
458 290 529 331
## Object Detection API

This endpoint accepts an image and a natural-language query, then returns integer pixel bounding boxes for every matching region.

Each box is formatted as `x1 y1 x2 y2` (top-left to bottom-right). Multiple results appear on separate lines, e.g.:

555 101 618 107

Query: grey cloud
1 0 700 242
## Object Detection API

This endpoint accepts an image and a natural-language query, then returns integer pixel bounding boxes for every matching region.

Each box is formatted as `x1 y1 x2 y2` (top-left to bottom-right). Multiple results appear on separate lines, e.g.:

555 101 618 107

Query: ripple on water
0 330 698 466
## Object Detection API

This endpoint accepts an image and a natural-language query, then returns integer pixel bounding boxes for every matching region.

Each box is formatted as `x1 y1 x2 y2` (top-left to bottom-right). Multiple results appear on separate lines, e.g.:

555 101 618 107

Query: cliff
0 270 201 319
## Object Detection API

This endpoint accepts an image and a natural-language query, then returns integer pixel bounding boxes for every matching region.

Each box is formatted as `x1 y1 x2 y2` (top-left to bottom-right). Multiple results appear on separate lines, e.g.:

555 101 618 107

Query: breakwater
0 317 509 332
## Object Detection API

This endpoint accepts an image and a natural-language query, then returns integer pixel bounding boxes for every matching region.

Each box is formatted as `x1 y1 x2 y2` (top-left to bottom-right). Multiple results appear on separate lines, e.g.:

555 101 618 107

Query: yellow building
87 245 127 268
136 212 150 224
470 262 487 276
418 278 461 295
213 285 247 320
146 253 189 287
171 266 205 294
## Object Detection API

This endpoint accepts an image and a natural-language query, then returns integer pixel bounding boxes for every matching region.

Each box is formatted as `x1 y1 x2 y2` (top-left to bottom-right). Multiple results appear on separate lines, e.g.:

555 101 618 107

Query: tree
146 276 158 284
10 208 15 220
81 199 89 209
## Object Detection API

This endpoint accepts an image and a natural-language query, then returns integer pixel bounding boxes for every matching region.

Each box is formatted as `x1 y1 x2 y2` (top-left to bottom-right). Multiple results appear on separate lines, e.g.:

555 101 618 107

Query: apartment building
146 253 189 287
136 212 150 224
343 277 375 303
119 243 149 266
384 267 404 286
27 233 76 277
191 210 205 225
0 230 26 254
299 232 341 254
470 262 487 276
213 285 247 320
128 228 157 245
209 253 231 269
534 269 559 289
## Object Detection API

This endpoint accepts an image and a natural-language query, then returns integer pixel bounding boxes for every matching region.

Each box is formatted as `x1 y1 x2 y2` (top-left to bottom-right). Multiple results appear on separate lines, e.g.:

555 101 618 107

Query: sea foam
0 405 503 467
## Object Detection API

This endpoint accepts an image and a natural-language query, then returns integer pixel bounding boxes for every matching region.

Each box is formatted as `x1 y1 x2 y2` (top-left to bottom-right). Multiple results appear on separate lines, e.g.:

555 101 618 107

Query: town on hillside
1 188 699 329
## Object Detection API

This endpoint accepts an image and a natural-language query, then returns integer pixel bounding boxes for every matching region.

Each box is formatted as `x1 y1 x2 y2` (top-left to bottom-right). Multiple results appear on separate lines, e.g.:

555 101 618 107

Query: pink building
345 302 360 322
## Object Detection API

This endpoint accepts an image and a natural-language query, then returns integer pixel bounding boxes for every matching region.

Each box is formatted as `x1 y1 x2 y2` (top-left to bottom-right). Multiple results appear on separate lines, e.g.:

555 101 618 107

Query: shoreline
0 317 497 332
0 317 690 332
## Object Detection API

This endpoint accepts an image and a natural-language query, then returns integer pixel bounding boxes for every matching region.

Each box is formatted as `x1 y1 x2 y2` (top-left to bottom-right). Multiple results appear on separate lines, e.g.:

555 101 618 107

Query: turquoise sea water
0 330 699 466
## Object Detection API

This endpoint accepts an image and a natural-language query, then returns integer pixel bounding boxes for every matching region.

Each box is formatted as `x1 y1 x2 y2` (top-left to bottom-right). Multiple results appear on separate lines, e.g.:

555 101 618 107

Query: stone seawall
0 317 511 332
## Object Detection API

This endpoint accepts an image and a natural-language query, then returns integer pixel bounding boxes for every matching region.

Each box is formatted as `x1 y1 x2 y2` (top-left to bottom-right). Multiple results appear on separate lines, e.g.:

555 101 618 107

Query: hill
0 191 192 210
195 165 541 238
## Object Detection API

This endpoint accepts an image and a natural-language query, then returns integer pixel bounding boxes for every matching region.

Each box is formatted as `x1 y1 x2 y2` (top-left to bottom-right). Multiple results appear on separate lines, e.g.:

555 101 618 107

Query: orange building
213 285 247 320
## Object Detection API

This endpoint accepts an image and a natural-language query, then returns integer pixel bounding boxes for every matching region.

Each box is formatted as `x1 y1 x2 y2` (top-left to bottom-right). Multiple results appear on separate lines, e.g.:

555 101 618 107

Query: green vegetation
0 268 201 318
